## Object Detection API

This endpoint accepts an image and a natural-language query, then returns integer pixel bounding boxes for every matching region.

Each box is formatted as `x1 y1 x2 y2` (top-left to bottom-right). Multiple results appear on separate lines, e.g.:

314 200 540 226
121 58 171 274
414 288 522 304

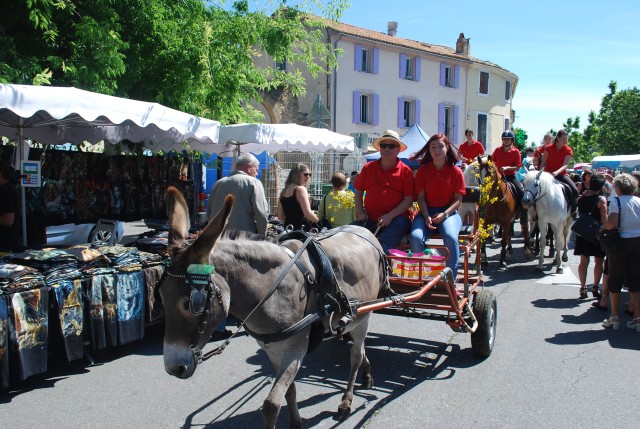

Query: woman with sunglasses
277 163 319 230
408 134 465 274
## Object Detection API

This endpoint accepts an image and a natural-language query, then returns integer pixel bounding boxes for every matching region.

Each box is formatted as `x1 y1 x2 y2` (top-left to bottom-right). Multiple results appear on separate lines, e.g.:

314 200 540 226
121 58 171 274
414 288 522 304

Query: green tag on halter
186 264 215 285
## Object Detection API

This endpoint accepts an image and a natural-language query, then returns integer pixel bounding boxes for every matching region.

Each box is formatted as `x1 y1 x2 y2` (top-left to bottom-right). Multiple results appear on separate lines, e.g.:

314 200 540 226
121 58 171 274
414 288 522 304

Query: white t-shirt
608 195 640 238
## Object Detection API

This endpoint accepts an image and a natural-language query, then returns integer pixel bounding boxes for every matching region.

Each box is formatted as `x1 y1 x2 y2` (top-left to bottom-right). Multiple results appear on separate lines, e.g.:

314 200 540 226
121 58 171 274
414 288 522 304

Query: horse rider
458 129 485 169
540 129 580 220
532 133 553 171
491 130 524 207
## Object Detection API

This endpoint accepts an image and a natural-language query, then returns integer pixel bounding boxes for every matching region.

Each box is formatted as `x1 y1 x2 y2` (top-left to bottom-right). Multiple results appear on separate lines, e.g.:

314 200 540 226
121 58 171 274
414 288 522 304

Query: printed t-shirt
415 163 466 208
458 141 485 163
544 144 573 175
491 146 522 176
354 159 415 220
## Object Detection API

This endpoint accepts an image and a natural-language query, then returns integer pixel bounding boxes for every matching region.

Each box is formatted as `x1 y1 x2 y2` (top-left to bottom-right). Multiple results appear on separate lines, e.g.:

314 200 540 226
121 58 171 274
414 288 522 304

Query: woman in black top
276 163 319 230
575 174 607 299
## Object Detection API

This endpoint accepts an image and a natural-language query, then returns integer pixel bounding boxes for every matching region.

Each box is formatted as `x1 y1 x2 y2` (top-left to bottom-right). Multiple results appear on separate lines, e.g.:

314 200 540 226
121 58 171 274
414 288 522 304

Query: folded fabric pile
95 245 142 272
138 250 164 268
134 231 169 257
8 249 82 285
62 245 114 276
0 263 46 293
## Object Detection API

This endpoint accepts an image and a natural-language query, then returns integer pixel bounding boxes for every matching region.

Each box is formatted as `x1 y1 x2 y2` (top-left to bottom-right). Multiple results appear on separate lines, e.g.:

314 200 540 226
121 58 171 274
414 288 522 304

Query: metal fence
260 149 366 215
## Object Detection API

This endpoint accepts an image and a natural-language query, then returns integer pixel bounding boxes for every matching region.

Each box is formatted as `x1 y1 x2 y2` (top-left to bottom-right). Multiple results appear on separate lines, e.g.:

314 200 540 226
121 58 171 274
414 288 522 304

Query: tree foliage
0 0 347 124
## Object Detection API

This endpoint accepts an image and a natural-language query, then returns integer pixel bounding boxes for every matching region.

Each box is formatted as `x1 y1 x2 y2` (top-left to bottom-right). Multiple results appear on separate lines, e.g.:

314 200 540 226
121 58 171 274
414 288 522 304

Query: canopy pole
18 120 28 248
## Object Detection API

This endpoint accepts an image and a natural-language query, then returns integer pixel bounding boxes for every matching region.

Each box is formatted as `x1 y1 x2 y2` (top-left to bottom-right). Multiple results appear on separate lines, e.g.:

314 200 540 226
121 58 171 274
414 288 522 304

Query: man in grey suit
207 153 269 235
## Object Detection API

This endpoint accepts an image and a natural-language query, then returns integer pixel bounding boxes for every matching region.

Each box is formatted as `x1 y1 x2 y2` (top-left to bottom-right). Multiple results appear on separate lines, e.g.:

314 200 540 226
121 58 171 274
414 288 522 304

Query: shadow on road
187 331 487 428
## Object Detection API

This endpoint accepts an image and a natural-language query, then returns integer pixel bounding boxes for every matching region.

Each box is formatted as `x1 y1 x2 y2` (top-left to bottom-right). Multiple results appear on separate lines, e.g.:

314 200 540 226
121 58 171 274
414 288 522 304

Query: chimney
455 32 470 56
387 22 398 36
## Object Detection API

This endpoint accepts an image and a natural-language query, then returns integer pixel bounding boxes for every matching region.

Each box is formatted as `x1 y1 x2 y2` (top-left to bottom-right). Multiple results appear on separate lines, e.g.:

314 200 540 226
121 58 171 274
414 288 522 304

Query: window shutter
399 54 406 79
415 100 421 126
439 63 446 86
352 91 361 123
505 81 511 100
397 97 405 128
354 45 362 71
438 103 445 133
373 94 380 126
454 65 460 88
373 48 379 74
415 58 421 82
453 105 459 143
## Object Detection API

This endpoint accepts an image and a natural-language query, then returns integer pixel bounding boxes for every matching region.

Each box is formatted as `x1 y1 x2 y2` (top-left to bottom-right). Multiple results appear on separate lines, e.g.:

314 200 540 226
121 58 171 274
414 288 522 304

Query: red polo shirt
355 159 415 220
533 145 547 170
415 163 466 208
458 140 485 163
491 146 522 177
544 143 573 175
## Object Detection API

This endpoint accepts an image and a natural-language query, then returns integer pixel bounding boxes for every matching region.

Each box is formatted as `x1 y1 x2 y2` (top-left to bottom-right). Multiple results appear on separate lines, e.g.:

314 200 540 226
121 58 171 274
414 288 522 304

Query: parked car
46 220 124 247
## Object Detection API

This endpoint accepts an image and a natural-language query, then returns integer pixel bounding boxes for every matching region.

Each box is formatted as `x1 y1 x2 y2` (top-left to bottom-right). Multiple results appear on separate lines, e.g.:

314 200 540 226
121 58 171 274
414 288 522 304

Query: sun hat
372 130 408 152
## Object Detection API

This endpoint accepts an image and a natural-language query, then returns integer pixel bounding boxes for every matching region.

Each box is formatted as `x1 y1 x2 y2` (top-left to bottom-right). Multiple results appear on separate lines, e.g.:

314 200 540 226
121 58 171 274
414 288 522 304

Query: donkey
159 187 387 428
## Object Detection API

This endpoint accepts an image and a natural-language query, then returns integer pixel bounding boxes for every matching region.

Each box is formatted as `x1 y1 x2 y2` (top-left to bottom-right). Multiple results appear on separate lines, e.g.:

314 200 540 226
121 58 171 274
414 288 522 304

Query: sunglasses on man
379 143 399 149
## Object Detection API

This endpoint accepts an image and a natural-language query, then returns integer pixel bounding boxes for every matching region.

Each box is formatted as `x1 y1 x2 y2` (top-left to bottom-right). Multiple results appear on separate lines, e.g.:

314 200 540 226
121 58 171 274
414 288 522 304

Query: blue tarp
364 124 430 167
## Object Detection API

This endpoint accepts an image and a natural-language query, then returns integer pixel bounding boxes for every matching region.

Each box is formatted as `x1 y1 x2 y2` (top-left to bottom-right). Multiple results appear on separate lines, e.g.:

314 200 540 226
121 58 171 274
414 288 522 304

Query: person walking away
409 134 465 275
601 173 640 331
491 130 524 207
207 153 269 235
0 162 20 253
317 172 355 227
277 163 319 230
353 130 415 253
541 130 579 219
458 129 485 169
574 174 607 299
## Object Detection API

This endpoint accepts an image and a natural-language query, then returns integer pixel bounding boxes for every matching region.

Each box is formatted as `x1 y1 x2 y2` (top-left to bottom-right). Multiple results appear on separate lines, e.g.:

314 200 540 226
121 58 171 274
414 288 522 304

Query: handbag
598 197 623 252
571 198 601 242
315 195 333 230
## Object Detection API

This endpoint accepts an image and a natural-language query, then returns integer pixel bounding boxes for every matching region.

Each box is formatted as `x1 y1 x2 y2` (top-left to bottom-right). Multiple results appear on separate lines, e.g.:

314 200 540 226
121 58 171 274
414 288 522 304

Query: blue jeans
353 216 411 254
410 208 462 274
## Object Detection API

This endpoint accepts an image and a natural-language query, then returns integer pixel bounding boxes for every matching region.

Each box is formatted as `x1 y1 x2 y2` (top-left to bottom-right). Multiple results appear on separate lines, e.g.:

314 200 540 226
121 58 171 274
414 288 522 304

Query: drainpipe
330 30 343 132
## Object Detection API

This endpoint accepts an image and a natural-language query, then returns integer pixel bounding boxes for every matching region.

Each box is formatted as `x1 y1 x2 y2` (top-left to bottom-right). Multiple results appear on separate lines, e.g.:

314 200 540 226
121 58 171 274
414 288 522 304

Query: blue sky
337 0 640 145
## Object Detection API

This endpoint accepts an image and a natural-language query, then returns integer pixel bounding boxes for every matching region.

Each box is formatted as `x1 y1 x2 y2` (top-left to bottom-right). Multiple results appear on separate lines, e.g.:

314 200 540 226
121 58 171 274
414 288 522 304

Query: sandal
591 286 601 299
602 316 620 330
627 317 640 332
579 287 588 299
591 302 608 311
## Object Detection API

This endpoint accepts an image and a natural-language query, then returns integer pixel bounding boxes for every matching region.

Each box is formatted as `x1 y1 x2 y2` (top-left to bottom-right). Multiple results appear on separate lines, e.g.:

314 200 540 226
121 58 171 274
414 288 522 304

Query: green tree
596 82 640 155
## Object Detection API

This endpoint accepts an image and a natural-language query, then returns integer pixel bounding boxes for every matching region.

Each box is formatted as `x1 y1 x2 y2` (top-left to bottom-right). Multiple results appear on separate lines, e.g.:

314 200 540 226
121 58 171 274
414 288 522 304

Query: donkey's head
160 186 234 379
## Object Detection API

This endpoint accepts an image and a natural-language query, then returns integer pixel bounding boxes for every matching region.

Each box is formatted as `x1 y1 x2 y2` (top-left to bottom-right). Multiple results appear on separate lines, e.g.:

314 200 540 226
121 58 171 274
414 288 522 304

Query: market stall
591 154 640 173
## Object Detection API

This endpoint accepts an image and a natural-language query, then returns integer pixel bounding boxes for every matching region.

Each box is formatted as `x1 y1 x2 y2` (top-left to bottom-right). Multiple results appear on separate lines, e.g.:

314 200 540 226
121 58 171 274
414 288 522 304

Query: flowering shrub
476 161 498 243
326 190 355 223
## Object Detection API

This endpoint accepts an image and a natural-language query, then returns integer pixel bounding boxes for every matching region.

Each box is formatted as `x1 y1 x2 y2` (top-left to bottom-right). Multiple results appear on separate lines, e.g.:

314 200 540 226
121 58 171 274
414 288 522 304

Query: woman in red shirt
409 134 466 274
541 129 579 219
458 129 485 168
491 130 523 205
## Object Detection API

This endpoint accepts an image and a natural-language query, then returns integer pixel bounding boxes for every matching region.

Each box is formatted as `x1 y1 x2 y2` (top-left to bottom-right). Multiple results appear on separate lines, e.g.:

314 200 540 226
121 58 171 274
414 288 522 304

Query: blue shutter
415 58 421 82
439 63 446 86
454 65 460 88
399 54 406 79
438 103 445 134
415 100 421 126
373 48 379 74
453 105 459 142
354 44 362 71
373 94 380 126
352 91 361 123
397 97 405 128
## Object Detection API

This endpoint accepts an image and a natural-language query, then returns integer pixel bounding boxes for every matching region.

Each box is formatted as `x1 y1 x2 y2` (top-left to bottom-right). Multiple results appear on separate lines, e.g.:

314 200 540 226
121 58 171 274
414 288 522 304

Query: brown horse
159 187 387 428
466 155 530 268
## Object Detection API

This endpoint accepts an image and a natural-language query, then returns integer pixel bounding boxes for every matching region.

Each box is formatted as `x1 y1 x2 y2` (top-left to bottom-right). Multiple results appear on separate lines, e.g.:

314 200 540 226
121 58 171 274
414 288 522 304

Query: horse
521 170 574 273
159 187 387 428
529 207 555 258
464 155 530 269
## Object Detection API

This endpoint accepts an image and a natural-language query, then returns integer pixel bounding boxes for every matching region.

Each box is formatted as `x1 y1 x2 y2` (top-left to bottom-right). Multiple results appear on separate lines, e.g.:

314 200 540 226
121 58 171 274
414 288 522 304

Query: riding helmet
501 130 516 140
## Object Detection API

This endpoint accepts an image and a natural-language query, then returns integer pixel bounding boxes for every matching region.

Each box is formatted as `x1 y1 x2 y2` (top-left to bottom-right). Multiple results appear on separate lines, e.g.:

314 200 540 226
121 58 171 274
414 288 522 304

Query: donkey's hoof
548 250 555 258
335 405 351 421
556 267 564 274
361 375 373 390
535 266 544 273
562 255 568 263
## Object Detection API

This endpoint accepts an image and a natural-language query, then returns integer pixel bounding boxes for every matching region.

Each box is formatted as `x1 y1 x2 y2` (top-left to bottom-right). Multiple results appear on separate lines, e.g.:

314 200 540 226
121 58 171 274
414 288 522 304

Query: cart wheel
471 290 496 357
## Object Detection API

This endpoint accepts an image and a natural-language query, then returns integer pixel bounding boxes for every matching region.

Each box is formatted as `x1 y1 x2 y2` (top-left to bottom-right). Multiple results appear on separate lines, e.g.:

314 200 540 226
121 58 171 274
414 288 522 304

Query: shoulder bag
571 197 602 242
315 194 332 230
598 197 623 252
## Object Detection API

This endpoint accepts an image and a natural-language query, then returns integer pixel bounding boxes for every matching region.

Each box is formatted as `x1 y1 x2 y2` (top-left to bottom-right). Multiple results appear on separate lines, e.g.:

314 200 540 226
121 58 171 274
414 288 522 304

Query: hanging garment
52 279 84 362
87 274 118 349
116 271 145 345
8 286 49 382
143 265 165 323
0 295 9 388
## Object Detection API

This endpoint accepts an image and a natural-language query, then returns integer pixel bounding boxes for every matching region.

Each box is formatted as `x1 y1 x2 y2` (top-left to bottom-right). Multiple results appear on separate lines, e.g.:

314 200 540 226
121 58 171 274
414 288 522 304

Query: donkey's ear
189 194 235 263
166 186 189 251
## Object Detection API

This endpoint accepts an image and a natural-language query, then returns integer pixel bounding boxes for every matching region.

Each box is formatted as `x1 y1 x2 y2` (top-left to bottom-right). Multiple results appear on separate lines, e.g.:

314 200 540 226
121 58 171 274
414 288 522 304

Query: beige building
253 20 517 154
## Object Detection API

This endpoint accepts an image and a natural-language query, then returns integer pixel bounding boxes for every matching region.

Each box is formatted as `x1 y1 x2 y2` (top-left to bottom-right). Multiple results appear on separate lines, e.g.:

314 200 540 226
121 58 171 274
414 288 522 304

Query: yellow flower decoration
328 190 356 209
477 160 496 243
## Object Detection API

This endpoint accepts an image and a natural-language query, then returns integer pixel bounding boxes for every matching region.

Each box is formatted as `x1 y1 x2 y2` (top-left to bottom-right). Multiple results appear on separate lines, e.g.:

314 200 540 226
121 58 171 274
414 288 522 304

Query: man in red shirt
458 129 485 168
354 130 415 253
491 130 523 205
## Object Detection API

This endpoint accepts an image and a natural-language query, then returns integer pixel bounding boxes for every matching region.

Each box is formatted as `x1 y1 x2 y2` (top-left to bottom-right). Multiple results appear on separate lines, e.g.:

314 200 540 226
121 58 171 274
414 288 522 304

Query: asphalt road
2 228 638 428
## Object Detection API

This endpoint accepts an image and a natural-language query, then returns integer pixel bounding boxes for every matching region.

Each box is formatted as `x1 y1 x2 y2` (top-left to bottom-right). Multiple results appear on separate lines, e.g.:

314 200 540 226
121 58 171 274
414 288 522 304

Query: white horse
521 170 574 273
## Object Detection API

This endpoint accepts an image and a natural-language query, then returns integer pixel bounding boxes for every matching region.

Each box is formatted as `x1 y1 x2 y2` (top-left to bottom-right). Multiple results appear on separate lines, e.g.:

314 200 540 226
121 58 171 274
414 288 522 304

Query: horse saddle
557 181 573 211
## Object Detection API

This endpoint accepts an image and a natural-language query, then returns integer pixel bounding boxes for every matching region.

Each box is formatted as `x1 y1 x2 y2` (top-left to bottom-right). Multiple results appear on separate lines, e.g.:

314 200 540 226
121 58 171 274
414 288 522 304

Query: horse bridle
164 266 226 364
522 170 546 206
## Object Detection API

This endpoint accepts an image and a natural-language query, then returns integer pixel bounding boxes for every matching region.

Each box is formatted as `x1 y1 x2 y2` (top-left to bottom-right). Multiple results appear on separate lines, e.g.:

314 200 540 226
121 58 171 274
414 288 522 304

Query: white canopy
592 154 640 171
0 84 221 154
218 123 355 154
